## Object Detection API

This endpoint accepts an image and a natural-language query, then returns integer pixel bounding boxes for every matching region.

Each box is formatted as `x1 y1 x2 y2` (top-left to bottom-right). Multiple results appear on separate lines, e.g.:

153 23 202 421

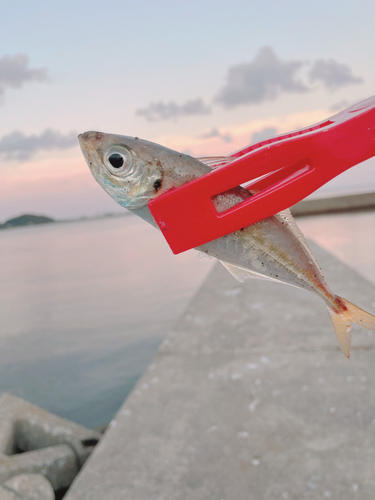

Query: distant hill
0 214 55 229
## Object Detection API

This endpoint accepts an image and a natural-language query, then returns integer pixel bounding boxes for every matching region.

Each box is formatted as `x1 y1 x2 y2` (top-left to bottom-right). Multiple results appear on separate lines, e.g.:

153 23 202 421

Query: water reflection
298 211 375 285
0 215 214 427
1 210 374 427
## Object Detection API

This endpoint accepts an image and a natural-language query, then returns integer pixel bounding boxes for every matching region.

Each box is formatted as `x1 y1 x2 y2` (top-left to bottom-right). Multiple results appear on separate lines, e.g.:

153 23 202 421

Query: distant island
0 214 55 229
0 211 133 230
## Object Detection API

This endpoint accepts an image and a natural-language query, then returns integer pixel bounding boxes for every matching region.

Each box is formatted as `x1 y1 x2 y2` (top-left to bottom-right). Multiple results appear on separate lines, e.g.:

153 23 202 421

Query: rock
0 473 54 499
0 394 101 491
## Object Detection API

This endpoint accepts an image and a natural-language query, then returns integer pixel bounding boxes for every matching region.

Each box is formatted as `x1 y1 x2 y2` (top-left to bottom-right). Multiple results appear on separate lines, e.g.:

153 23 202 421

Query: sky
0 0 374 221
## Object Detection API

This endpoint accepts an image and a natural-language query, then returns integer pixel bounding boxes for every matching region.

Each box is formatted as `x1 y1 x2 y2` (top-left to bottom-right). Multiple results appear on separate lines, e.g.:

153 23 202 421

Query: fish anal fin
219 260 283 284
220 261 248 282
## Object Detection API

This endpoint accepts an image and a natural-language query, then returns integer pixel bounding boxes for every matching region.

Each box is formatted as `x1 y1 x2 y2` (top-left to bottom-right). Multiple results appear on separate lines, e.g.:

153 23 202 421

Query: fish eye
104 146 132 175
108 153 124 169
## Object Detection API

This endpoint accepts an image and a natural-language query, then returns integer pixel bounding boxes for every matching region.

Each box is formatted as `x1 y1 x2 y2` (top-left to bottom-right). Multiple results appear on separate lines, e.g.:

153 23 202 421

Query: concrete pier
66 241 375 500
291 191 375 217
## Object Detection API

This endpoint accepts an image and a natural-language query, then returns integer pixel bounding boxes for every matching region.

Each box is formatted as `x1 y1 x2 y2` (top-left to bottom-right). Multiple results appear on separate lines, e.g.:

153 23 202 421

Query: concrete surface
0 474 54 500
66 241 375 500
0 394 101 491
291 191 375 217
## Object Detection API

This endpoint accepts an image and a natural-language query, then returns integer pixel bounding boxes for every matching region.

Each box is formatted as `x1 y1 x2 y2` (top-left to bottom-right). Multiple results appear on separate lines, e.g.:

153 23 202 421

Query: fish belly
199 212 333 302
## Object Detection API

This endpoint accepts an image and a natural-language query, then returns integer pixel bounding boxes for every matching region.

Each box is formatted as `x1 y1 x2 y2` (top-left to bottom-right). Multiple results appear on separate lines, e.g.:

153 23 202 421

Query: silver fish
78 131 375 358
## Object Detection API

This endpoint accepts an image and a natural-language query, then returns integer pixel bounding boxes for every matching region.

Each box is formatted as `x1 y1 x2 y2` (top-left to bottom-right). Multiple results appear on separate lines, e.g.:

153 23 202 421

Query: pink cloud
154 109 329 157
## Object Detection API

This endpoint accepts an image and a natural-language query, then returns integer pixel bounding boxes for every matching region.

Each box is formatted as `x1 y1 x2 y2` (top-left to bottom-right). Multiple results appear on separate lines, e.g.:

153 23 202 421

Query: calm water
1 210 374 428
298 211 375 285
0 215 214 428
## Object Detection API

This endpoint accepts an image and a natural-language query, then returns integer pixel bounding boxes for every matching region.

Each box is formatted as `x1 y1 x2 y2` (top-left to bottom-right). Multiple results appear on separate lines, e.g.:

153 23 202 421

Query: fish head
78 131 210 210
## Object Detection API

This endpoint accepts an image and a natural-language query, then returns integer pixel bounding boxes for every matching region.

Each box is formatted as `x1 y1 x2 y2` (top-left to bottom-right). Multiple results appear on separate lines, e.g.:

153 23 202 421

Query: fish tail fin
327 297 375 359
327 304 352 359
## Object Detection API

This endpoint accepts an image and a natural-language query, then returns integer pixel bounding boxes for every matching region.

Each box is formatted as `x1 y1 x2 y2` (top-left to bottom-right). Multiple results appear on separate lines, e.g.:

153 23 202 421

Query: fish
78 131 375 358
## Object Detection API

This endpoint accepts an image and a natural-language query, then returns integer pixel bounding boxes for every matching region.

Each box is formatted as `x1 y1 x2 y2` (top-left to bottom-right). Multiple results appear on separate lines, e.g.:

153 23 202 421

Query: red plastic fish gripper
148 96 375 254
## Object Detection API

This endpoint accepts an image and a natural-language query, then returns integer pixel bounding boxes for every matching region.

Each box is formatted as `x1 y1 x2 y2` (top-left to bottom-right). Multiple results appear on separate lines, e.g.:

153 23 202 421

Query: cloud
0 129 78 161
135 98 211 121
329 99 350 113
329 97 367 113
155 108 328 158
250 127 278 144
308 59 363 90
215 46 309 108
135 48 365 121
199 127 232 143
0 54 48 96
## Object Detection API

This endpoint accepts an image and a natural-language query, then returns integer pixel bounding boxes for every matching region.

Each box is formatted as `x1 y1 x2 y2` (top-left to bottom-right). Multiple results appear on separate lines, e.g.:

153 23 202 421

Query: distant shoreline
0 211 133 230
1 191 374 230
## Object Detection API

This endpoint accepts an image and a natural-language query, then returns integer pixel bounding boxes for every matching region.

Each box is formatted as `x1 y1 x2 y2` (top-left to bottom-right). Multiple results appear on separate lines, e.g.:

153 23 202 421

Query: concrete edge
291 192 375 217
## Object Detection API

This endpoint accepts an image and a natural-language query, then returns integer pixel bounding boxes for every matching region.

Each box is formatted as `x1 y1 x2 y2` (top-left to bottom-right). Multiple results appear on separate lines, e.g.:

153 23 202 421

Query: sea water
0 215 214 428
1 210 375 428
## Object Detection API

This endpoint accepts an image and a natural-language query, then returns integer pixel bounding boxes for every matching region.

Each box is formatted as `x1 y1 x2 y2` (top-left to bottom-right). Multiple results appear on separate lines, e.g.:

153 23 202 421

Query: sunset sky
1 0 374 221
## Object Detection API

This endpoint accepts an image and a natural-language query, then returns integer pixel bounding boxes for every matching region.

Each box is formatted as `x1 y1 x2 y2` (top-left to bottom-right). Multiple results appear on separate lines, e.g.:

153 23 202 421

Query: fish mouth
78 131 107 173
78 131 105 149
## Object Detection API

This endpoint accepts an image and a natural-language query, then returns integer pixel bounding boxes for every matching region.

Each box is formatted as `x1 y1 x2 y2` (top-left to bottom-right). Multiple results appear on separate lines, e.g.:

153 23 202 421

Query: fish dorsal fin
278 207 293 219
277 208 308 239
276 208 312 245
197 156 237 169
276 208 323 273
277 208 299 226
219 260 281 284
